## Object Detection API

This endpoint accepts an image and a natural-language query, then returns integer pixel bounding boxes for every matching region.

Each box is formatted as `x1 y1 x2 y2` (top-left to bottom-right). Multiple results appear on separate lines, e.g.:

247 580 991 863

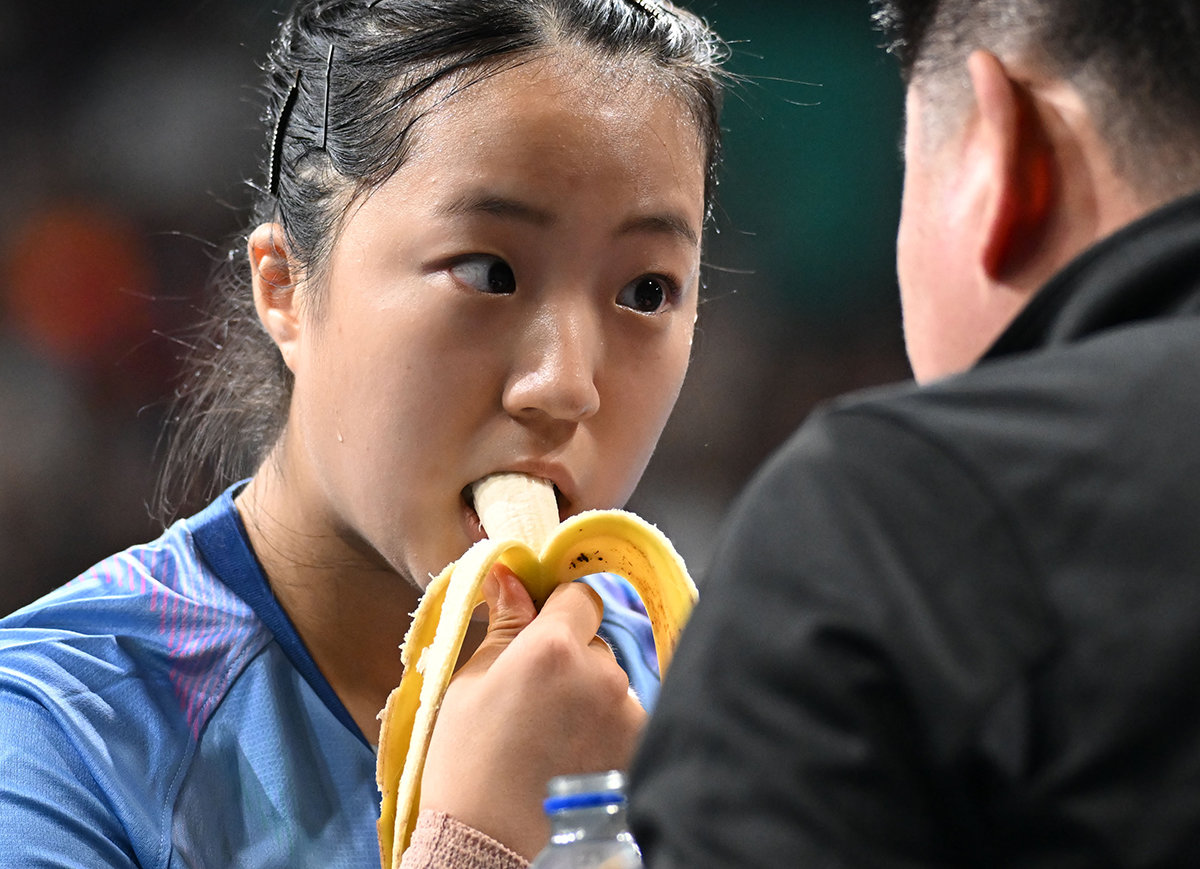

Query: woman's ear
248 223 302 372
966 50 1054 280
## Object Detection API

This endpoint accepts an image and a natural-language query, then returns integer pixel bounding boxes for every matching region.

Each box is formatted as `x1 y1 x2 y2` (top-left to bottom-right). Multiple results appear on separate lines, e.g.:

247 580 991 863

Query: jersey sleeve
0 690 141 867
629 404 1053 867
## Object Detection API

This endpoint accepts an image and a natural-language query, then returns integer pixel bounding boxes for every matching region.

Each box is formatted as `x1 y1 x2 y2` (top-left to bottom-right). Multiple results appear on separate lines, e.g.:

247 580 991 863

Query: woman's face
272 52 706 588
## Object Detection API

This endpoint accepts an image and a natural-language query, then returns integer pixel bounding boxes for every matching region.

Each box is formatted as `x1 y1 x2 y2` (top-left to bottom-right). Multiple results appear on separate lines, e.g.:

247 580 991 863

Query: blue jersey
0 484 660 867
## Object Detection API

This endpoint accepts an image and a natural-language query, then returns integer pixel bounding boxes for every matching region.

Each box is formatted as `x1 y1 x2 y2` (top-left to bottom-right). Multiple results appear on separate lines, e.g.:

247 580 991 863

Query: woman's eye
448 255 516 295
616 275 675 314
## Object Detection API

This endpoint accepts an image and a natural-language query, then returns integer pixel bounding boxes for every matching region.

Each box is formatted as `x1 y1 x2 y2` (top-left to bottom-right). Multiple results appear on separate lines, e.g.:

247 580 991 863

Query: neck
235 468 426 745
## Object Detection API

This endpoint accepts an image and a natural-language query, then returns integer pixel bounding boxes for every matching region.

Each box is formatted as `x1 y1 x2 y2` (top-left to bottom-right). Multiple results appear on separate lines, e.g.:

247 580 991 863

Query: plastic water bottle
528 770 644 868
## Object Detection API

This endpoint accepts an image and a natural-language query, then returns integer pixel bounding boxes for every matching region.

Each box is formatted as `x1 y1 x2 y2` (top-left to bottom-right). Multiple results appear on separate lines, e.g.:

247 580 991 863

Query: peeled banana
375 473 697 868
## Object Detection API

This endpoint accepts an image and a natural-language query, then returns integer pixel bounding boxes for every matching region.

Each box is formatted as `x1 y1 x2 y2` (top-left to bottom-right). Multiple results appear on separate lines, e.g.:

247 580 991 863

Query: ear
966 50 1054 280
248 223 302 373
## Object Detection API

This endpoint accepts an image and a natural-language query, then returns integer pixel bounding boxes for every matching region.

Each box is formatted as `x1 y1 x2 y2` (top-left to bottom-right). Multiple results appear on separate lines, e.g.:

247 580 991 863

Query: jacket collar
983 190 1200 362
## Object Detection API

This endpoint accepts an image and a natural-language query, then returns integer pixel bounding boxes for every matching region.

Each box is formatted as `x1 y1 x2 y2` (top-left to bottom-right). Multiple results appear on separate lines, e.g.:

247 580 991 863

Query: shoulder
0 510 287 866
0 512 273 789
1 514 267 687
725 377 1025 577
695 372 1060 714
742 325 1185 561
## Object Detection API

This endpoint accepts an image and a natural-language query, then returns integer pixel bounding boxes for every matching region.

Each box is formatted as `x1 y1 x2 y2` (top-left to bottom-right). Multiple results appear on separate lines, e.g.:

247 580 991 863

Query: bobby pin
320 43 335 151
269 68 302 196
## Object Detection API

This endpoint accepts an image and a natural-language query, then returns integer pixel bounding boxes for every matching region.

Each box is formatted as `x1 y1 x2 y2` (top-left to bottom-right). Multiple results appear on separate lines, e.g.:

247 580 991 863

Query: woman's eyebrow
437 190 698 246
616 213 698 246
437 192 554 226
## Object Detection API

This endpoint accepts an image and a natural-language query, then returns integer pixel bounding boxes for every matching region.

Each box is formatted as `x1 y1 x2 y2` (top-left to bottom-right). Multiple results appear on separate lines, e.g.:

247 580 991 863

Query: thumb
477 564 537 654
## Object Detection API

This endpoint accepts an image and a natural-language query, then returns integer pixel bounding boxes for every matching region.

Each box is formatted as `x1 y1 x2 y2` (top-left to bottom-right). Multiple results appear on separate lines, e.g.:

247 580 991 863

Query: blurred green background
706 0 905 317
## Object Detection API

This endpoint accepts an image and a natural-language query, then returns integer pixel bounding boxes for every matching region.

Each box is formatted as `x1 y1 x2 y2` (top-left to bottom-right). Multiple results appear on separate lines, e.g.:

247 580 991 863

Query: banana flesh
375 473 698 868
471 472 559 554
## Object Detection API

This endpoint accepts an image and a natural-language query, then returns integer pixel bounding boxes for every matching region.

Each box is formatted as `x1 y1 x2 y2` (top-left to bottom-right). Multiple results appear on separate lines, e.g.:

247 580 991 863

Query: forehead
394 48 707 187
328 48 709 255
419 49 695 143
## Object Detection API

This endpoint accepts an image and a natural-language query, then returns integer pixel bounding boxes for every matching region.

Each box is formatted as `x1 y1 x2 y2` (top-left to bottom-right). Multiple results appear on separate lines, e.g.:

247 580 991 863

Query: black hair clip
269 68 302 196
320 43 335 151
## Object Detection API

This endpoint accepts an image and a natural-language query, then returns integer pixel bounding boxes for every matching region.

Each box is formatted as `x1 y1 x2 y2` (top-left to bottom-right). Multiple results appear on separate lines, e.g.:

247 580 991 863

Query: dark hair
871 0 1200 196
155 0 728 521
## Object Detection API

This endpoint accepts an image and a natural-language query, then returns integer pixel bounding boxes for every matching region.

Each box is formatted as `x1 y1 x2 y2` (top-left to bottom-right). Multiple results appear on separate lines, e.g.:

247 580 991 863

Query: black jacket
630 193 1200 867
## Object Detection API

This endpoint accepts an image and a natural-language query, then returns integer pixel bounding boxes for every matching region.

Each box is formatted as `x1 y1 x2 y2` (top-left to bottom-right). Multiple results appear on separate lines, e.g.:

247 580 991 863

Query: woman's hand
418 565 647 858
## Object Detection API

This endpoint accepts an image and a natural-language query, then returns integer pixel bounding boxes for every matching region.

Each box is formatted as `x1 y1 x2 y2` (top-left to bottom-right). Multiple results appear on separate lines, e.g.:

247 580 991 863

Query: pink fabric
400 810 530 869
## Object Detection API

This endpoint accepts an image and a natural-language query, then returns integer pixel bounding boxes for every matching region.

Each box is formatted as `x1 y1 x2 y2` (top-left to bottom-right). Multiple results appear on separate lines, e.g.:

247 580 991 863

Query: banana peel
375 473 697 868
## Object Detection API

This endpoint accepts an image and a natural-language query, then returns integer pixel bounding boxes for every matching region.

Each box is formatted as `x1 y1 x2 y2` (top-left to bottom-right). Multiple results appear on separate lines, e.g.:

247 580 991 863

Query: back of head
871 0 1200 202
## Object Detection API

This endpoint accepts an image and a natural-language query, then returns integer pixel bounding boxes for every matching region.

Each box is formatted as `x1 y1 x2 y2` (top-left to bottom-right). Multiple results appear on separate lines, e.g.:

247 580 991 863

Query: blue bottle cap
542 770 628 814
543 789 627 814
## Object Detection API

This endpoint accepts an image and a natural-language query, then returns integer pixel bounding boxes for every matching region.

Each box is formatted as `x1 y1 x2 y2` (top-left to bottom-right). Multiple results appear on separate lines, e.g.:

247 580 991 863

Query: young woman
0 0 727 866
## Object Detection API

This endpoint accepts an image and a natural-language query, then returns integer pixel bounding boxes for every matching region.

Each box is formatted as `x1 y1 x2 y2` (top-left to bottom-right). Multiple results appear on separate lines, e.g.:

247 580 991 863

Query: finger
484 564 537 628
537 580 605 644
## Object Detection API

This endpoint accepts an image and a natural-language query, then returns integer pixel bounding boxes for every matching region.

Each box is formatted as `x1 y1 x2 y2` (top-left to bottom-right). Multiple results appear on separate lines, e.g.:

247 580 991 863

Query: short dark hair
871 0 1200 197
156 0 728 521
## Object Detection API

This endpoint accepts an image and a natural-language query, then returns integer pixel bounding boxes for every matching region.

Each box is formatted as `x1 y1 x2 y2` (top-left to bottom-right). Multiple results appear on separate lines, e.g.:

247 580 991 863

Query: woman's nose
502 303 601 424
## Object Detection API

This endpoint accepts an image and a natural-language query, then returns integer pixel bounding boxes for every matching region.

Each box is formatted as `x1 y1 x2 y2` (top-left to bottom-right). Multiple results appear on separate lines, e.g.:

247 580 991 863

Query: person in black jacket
629 0 1200 865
